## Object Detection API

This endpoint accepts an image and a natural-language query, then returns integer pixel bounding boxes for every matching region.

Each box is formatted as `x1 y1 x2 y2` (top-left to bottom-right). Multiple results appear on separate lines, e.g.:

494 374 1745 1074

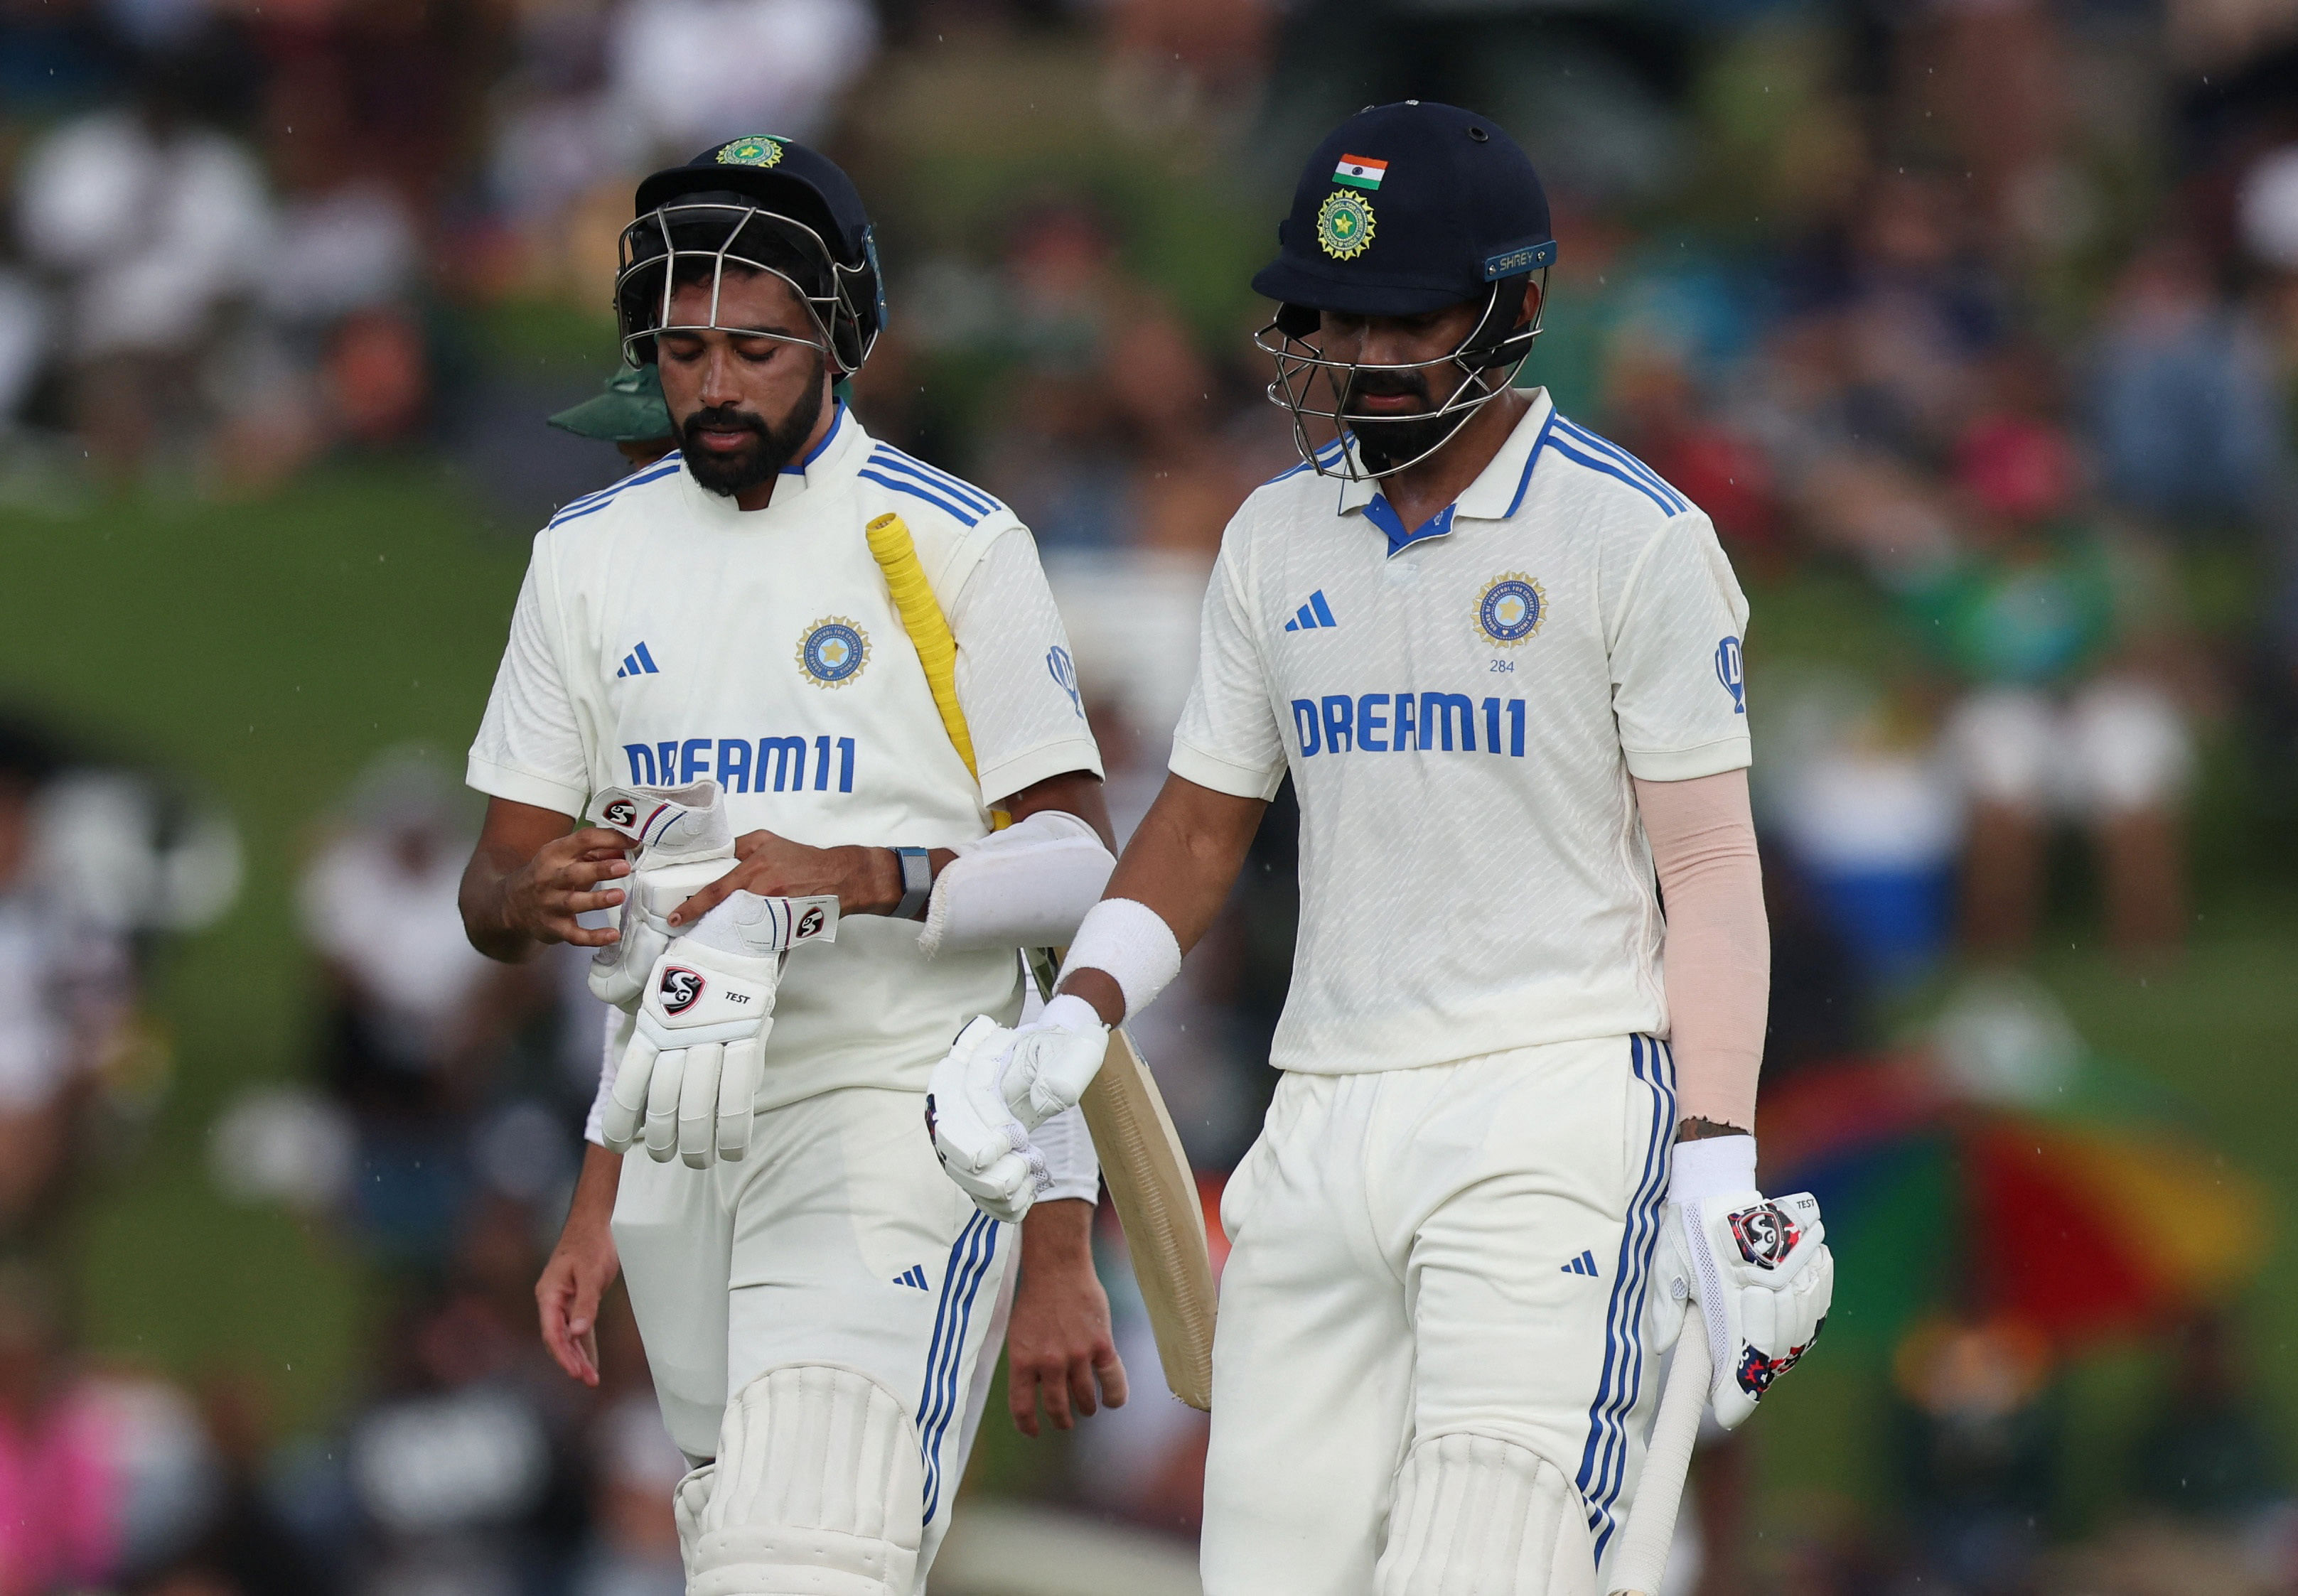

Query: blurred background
4 0 2298 1592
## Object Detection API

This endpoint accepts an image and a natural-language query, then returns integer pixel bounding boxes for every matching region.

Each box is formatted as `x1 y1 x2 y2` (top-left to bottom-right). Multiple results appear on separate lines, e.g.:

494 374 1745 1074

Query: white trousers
612 1085 1014 1587
1203 1037 1678 1596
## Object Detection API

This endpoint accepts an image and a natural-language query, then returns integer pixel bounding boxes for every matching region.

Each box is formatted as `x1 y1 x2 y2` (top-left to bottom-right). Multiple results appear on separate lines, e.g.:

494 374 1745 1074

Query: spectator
0 751 133 1238
14 43 272 476
299 750 527 1263
2089 236 2288 532
0 1266 118 1595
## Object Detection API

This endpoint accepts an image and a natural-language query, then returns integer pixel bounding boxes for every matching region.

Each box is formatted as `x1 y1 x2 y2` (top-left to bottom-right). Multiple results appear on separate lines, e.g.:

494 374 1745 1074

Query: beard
677 356 827 498
1339 363 1478 474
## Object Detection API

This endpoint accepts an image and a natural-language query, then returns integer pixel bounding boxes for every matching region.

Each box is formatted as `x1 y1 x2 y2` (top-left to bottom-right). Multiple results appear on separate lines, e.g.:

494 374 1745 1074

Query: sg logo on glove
658 966 705 1014
1729 1202 1803 1270
603 797 640 828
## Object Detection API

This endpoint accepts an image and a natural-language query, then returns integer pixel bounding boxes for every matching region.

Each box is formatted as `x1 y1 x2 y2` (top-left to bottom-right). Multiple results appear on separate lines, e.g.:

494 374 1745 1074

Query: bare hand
504 827 631 948
1006 1199 1127 1436
669 829 895 927
537 1145 623 1384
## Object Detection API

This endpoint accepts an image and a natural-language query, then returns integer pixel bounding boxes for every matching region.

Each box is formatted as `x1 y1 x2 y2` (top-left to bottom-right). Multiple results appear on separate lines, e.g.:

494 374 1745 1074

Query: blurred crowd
9 0 2298 1592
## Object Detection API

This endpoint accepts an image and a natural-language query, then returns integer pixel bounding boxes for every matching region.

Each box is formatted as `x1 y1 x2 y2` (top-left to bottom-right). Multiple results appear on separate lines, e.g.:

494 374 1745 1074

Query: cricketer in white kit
458 136 1128 1596
928 103 1833 1596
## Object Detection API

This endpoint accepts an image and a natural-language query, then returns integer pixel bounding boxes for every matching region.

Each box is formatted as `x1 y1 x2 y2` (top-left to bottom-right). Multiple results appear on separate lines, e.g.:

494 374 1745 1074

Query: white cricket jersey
468 402 1102 1106
1171 389 1751 1075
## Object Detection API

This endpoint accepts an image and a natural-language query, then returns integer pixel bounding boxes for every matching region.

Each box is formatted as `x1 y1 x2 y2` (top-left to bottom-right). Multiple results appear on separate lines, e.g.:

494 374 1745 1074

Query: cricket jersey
468 402 1102 1105
1171 389 1750 1074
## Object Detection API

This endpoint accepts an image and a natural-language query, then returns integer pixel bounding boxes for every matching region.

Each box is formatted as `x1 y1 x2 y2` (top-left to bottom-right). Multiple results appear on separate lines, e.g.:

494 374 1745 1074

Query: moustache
681 404 768 438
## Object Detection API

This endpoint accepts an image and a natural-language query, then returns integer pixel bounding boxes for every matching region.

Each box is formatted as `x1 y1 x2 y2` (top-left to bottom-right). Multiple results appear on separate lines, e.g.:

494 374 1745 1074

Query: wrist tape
1056 897 1181 1020
1670 1134 1758 1207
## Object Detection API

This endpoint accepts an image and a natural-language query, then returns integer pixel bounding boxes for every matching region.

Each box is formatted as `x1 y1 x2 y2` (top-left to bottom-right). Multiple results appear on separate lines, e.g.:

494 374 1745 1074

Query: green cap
548 364 675 442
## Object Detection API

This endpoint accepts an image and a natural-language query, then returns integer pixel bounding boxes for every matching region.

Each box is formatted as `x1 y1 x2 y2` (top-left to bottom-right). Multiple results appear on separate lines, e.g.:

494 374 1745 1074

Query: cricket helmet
1253 102 1555 481
616 135 886 374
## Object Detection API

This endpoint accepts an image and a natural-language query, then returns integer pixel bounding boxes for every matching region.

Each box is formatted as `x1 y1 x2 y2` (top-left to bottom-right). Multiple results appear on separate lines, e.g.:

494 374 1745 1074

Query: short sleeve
468 548 591 815
947 527 1105 804
1169 528 1287 800
1607 512 1754 782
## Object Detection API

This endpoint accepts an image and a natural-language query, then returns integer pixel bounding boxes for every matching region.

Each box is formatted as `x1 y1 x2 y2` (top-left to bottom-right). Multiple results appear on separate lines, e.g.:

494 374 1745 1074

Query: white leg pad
675 1462 716 1584
689 1364 924 1596
1375 1433 1599 1596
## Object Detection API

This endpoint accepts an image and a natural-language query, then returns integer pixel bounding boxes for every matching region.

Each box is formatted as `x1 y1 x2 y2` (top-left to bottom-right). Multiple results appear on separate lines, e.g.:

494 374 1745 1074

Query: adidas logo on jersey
616 642 661 678
1560 1249 1601 1278
892 1266 930 1290
1283 591 1339 632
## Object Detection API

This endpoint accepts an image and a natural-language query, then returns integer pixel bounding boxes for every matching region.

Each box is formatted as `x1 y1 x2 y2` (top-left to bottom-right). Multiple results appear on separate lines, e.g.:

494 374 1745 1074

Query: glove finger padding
928 1016 1028 1177
601 1032 659 1154
676 1041 726 1170
715 1040 762 1163
644 1037 685 1163
1671 1190 1831 1430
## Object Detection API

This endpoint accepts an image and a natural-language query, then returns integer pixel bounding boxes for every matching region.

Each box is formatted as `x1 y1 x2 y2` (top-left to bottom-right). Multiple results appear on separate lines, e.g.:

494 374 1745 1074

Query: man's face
655 268 830 498
1318 284 1537 471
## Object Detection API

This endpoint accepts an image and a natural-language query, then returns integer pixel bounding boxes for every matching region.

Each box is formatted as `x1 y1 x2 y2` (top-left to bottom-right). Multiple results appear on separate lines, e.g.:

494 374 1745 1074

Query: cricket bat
871 510 1218 1411
1606 1333 1709 1595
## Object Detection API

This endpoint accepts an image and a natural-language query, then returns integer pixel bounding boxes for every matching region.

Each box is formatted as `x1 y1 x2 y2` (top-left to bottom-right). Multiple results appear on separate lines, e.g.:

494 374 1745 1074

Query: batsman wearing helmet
928 102 1835 1594
456 137 1129 1595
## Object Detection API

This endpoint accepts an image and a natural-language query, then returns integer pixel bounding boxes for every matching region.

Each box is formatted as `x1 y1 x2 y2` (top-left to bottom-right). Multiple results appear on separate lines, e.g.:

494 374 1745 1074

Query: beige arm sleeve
1633 768 1768 1131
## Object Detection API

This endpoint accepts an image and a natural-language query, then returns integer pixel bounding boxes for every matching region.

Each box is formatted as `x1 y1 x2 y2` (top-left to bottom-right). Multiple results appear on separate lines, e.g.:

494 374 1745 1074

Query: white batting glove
926 993 1109 1224
586 781 738 1010
601 892 837 1168
1659 1137 1832 1430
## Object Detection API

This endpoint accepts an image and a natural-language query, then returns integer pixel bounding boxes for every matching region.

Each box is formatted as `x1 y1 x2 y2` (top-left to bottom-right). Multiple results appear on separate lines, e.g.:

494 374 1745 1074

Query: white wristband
1057 897 1182 1021
1669 1134 1757 1207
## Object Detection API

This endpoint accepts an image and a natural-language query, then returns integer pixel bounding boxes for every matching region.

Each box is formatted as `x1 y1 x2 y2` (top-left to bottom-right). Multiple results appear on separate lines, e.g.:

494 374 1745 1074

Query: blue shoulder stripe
1552 419 1685 510
547 459 682 527
869 446 1001 516
866 448 1000 516
856 469 982 527
1265 438 1348 485
1542 436 1681 517
1503 410 1560 519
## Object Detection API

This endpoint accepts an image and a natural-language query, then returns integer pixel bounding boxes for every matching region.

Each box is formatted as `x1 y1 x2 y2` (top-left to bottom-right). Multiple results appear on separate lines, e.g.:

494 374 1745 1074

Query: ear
1516 279 1542 330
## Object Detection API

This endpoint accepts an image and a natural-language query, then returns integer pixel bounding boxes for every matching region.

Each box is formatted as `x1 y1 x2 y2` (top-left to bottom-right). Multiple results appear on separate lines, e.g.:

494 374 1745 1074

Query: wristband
894 847 932 920
1669 1134 1757 1207
1057 897 1182 1020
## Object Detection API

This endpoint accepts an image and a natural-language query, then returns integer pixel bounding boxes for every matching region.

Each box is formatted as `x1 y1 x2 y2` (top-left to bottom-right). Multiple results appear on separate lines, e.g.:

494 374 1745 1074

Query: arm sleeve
1634 769 1767 1130
948 527 1106 805
1032 1104 1101 1205
1608 513 1754 782
468 547 591 816
1169 526 1287 800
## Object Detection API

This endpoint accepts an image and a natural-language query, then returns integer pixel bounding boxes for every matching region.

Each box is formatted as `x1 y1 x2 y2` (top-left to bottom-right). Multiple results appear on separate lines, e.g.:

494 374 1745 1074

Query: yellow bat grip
865 510 1009 828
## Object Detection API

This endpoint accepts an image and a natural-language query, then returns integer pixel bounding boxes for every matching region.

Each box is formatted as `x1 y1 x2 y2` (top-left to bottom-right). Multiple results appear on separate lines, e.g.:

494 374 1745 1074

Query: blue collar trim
782 399 847 475
1362 494 1457 556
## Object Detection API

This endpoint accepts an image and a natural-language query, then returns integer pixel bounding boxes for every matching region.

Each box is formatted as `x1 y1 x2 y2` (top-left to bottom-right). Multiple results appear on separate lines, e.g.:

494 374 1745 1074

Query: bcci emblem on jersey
1476 573 1547 647
798 618 870 687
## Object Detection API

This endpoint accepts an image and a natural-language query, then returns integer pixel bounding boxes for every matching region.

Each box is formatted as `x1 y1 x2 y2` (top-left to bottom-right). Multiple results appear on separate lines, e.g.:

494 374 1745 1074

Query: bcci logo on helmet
1315 190 1375 260
659 966 705 1014
1729 1202 1803 1270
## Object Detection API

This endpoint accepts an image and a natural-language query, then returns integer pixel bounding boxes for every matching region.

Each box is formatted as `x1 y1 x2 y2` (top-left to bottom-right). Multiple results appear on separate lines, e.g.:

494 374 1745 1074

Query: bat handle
1606 1325 1711 1596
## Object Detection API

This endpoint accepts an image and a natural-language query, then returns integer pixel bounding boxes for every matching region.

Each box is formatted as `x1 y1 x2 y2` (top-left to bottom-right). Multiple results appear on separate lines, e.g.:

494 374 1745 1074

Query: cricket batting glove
1659 1136 1832 1430
586 780 737 1011
601 892 838 1168
926 993 1108 1224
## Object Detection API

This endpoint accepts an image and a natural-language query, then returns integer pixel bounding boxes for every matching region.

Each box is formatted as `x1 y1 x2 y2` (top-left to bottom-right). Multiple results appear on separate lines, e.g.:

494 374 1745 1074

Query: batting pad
689 1363 925 1596
675 1462 715 1584
1375 1433 1598 1596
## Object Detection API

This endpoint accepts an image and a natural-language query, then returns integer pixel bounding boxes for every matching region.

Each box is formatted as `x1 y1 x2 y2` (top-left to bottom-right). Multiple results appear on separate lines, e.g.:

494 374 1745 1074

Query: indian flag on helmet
1333 153 1387 190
